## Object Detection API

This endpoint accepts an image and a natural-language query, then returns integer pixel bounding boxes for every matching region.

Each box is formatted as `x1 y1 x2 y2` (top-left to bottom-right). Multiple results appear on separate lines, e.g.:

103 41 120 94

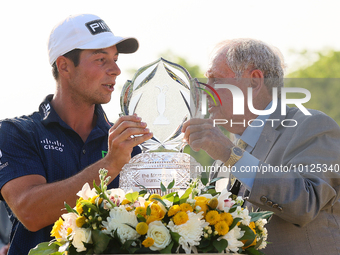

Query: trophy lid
120 58 201 152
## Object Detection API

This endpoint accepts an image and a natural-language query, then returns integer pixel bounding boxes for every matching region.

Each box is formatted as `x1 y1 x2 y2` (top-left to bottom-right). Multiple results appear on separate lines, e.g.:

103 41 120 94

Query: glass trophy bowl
119 58 202 195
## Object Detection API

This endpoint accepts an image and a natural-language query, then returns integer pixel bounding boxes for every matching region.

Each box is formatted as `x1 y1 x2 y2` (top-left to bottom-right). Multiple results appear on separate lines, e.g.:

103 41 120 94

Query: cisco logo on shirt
41 139 65 152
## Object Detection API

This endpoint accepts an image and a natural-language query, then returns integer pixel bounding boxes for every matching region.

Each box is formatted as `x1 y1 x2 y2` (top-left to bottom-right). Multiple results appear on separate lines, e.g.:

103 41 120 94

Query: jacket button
266 200 273 206
277 206 283 212
272 203 279 209
260 196 268 203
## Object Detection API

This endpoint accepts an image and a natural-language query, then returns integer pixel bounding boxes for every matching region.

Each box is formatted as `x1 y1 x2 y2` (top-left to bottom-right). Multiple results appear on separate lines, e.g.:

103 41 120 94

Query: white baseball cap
48 14 139 65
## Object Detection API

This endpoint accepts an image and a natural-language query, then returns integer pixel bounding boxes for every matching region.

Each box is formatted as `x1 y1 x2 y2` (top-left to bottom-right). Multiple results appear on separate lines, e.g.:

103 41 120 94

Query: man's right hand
104 114 153 173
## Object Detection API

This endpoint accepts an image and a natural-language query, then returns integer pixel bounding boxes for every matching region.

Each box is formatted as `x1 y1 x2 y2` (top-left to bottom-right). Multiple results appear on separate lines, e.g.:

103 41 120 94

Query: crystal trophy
118 58 202 194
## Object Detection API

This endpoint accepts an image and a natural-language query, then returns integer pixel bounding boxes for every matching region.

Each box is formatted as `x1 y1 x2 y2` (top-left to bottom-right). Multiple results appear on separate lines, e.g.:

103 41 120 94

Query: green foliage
287 50 340 78
286 50 340 125
28 242 61 255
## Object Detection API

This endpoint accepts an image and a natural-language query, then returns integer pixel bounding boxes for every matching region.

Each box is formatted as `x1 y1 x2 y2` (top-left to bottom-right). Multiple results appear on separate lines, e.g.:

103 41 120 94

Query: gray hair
215 38 286 94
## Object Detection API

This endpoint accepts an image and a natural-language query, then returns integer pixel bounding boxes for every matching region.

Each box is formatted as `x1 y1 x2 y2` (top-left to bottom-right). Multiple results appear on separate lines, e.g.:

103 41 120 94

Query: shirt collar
40 95 112 131
235 101 273 148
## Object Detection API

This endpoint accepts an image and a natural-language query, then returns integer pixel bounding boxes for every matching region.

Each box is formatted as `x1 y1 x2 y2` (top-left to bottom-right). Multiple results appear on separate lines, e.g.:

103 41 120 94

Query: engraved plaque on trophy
118 58 202 194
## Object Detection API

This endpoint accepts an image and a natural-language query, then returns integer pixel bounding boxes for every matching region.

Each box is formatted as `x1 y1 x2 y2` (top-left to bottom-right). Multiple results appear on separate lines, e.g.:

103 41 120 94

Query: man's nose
107 61 121 76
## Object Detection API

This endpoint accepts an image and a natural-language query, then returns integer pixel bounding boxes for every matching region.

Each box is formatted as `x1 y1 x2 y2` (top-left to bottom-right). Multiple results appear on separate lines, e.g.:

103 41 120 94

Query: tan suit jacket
218 105 340 255
248 104 340 255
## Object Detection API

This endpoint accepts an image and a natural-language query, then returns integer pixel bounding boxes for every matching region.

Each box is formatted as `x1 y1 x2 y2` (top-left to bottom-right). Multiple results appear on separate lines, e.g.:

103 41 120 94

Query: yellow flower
146 215 159 224
180 203 193 213
135 207 146 216
150 203 165 220
194 197 209 215
208 197 218 209
76 198 84 215
136 222 148 235
89 195 100 204
220 212 233 226
215 221 229 236
50 217 64 240
149 194 162 202
195 196 210 204
121 199 131 205
142 237 154 248
205 210 220 225
173 211 189 225
126 206 133 212
144 201 152 208
168 205 181 217
76 216 87 228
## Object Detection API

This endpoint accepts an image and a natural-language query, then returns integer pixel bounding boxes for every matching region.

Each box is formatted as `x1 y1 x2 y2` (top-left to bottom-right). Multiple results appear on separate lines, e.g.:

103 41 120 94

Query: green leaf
239 225 256 244
122 240 140 254
64 202 77 214
179 187 192 203
249 211 274 222
92 229 111 254
170 230 181 244
137 214 146 222
93 180 102 194
125 191 139 203
213 239 228 253
209 176 226 185
167 179 175 189
80 201 98 213
160 241 174 254
160 182 167 192
139 190 148 196
28 242 61 255
152 197 168 208
229 217 242 230
200 171 209 186
162 192 177 202
146 205 151 216
245 245 264 255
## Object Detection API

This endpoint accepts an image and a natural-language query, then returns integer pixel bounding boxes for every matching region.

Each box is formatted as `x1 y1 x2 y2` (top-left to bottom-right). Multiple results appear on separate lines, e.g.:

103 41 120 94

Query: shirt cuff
232 151 259 190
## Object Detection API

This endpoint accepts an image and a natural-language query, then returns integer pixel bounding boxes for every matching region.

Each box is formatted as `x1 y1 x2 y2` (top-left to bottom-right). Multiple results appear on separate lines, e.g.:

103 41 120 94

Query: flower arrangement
29 169 273 255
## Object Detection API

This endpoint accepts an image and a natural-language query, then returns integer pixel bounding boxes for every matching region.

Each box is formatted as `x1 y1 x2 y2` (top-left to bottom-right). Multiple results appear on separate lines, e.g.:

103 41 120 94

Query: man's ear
56 56 72 79
250 69 264 97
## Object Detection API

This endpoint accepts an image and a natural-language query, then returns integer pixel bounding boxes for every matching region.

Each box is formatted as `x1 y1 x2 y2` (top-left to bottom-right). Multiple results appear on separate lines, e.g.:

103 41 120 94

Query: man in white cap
0 14 152 255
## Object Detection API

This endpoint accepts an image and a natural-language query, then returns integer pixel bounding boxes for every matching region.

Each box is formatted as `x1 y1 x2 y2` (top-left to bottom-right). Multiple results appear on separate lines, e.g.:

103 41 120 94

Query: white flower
231 206 251 226
107 188 126 206
146 221 171 251
217 189 233 212
162 198 173 207
218 226 244 253
167 211 209 254
58 212 78 241
102 207 140 244
255 219 267 230
72 228 92 252
76 183 97 200
236 196 244 205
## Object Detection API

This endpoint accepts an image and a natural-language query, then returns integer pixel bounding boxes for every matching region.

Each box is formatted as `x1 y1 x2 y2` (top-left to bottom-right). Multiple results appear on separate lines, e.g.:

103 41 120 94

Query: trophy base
119 152 201 195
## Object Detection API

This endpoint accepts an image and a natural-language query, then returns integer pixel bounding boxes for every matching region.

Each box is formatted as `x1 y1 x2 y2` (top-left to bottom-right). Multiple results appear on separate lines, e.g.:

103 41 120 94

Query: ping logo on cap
85 19 111 35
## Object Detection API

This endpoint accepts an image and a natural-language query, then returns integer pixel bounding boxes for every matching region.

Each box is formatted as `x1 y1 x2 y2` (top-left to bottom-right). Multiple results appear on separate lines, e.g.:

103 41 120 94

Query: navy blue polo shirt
0 95 141 255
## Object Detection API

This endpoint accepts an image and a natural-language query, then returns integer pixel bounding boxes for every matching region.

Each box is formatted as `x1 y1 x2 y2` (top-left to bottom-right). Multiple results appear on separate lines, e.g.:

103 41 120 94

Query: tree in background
285 50 340 124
